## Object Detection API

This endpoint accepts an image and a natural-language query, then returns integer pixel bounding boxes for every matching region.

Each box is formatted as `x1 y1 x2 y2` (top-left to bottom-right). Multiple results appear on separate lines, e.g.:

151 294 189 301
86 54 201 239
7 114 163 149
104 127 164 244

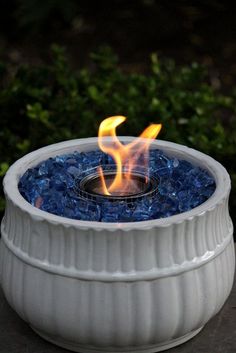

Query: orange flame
98 116 162 195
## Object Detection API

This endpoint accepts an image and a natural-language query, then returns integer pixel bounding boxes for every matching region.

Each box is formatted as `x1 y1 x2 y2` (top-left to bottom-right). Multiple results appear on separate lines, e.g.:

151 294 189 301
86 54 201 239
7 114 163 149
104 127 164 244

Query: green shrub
1 45 236 227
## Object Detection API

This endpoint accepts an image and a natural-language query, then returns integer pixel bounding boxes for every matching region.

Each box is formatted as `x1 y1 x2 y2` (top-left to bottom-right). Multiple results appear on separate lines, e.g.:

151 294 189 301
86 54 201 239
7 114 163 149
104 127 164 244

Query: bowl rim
3 137 231 230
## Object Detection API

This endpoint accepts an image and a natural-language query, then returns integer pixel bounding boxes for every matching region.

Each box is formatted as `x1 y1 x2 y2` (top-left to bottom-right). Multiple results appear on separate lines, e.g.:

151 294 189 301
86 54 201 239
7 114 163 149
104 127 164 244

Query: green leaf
0 162 9 176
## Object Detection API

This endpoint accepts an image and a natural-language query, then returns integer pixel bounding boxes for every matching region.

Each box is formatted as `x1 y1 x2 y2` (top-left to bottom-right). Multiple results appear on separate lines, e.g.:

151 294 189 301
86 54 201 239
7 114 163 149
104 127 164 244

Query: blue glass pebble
18 148 216 222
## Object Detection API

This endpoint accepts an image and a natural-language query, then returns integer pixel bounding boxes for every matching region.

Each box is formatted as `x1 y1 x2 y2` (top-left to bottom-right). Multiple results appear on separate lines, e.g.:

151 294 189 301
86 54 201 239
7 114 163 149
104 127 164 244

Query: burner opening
78 170 158 202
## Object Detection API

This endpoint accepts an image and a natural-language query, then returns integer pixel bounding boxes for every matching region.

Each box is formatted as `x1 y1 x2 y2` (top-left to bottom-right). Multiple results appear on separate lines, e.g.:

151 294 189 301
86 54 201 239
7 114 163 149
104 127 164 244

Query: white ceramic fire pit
0 137 235 353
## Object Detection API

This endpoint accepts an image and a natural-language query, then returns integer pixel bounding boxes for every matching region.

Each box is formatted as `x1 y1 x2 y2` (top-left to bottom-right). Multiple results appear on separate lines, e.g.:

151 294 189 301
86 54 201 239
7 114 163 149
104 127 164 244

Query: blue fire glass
18 148 216 222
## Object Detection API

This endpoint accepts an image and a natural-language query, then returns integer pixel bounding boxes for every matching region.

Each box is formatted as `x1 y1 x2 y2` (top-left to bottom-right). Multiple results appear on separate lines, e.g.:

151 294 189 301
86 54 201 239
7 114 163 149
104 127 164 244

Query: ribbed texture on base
1 195 233 279
0 237 234 349
0 192 235 350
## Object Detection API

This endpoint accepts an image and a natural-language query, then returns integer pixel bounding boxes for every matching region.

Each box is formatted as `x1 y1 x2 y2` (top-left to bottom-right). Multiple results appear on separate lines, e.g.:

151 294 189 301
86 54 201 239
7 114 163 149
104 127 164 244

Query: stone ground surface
0 248 235 353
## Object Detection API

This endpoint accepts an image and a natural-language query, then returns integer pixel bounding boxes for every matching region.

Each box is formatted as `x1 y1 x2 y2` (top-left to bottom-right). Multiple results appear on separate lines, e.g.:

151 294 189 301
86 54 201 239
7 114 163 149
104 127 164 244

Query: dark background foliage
0 1 236 229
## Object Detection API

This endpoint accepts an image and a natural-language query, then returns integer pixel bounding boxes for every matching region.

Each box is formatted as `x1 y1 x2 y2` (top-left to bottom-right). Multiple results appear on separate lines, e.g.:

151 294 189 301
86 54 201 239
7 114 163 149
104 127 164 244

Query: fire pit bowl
0 137 235 353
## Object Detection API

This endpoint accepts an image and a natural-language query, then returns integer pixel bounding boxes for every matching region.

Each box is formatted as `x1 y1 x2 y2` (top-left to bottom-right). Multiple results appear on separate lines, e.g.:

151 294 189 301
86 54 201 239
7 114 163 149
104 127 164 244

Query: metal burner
77 168 158 203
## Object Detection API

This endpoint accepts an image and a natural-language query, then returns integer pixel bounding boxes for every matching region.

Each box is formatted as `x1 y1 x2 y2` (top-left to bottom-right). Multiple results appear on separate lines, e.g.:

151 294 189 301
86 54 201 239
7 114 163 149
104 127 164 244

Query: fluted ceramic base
31 326 203 353
1 138 234 353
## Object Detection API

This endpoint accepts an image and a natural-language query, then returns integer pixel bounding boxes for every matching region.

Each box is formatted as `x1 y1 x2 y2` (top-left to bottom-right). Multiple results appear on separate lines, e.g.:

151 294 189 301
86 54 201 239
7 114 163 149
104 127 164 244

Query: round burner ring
77 168 158 203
